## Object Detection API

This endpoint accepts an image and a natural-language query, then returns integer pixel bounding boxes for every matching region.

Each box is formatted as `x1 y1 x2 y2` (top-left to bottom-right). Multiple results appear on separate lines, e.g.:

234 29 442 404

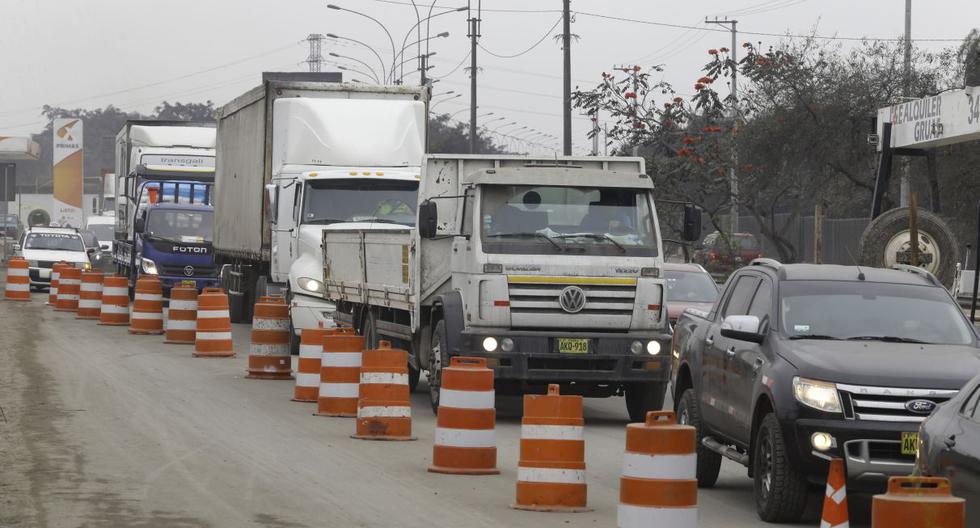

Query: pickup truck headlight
27 260 38 267
297 277 323 293
793 377 842 413
141 258 158 275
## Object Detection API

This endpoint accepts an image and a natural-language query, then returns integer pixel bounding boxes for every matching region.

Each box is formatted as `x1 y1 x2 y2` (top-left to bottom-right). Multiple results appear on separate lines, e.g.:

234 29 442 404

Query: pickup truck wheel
625 382 668 422
753 413 808 522
428 319 448 415
677 388 722 488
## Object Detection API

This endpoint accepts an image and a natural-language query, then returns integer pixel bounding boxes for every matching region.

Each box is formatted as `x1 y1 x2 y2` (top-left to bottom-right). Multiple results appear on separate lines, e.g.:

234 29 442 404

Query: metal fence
705 213 870 265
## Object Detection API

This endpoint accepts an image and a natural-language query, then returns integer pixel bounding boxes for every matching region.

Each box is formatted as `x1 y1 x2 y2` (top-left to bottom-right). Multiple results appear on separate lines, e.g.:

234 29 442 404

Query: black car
916 371 980 525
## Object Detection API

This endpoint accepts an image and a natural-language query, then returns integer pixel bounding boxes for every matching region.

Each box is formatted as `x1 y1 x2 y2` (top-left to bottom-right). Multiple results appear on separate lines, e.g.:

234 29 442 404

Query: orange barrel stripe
129 276 164 334
4 257 31 301
165 286 198 344
98 275 130 326
513 384 588 512
55 266 81 312
352 340 415 441
194 288 234 357
618 411 697 528
76 271 104 318
247 296 292 379
429 357 498 475
293 328 324 401
317 331 364 416
872 477 965 528
48 262 66 306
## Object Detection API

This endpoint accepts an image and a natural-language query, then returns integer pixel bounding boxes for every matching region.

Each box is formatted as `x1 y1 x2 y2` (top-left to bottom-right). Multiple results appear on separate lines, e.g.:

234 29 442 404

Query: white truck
212 73 427 347
321 154 702 419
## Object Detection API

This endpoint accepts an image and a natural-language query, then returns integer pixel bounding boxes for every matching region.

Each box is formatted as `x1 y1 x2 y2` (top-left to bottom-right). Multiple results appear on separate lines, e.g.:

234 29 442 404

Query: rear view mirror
418 200 438 239
682 204 701 242
264 184 278 225
720 315 765 343
134 218 145 233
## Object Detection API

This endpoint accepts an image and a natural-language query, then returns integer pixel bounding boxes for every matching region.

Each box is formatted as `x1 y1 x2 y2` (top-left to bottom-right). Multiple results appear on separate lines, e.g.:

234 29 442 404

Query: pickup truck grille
36 261 56 269
837 383 957 423
508 281 635 329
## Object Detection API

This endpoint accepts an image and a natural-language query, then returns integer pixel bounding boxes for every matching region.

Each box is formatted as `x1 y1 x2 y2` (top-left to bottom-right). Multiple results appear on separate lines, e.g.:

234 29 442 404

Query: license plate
558 338 589 354
180 280 197 288
901 432 919 456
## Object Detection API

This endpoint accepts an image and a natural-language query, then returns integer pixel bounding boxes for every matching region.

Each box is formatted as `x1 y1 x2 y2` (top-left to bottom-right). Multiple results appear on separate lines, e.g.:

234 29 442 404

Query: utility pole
562 0 572 155
706 16 739 234
305 34 324 72
468 1 481 154
900 0 912 206
590 113 598 156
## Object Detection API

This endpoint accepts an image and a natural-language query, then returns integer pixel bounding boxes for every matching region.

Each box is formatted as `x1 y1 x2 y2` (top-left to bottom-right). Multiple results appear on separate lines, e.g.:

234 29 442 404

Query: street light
326 33 387 83
432 90 455 98
392 51 437 80
393 31 451 83
400 5 467 84
491 121 519 134
337 65 379 85
327 4 397 76
430 93 461 109
329 52 380 83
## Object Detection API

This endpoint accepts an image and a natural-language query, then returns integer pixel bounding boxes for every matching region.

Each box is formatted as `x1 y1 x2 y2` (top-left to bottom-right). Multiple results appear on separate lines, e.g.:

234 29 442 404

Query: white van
85 215 115 256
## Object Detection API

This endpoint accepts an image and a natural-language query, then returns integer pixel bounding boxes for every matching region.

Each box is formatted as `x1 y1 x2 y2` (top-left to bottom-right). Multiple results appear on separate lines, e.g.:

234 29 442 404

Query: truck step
702 436 750 466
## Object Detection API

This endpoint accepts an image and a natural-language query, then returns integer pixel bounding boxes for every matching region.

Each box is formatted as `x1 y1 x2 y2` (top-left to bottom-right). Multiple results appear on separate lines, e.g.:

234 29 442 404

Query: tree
153 101 216 122
960 29 980 87
427 113 504 154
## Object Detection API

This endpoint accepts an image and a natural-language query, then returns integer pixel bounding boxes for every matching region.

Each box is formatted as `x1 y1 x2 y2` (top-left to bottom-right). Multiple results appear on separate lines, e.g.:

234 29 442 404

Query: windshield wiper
845 335 930 344
303 218 342 225
554 232 627 253
486 232 562 251
355 217 408 225
787 334 841 341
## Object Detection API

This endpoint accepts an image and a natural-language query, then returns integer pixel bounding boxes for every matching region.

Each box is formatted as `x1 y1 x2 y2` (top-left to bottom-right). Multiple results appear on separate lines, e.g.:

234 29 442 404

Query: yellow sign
52 118 83 227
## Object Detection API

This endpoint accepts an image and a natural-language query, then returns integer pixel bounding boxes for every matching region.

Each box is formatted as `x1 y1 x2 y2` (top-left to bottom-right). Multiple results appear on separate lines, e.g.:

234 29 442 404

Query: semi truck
320 154 701 420
212 73 427 348
112 121 220 293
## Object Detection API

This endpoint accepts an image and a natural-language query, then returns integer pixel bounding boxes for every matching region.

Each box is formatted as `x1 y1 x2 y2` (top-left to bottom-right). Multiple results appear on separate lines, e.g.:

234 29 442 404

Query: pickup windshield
24 232 85 252
145 209 213 243
302 178 418 226
780 281 974 345
665 270 718 303
481 185 658 256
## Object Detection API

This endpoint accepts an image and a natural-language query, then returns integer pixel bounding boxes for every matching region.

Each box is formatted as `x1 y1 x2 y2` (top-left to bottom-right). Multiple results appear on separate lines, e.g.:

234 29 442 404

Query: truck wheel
362 310 378 349
753 413 808 522
858 207 959 286
228 292 246 323
428 319 449 414
676 388 722 488
408 364 421 393
625 382 667 422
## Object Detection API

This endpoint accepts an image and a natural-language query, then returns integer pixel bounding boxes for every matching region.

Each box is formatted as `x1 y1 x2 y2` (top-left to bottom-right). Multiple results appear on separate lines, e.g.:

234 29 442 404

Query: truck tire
625 382 667 422
676 388 722 488
858 207 959 286
361 309 379 348
228 292 246 323
753 413 808 523
428 319 449 414
408 364 421 393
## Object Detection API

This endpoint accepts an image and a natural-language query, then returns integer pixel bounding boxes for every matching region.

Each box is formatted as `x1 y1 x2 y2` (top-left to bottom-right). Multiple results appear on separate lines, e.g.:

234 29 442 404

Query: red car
663 262 719 324
692 231 763 277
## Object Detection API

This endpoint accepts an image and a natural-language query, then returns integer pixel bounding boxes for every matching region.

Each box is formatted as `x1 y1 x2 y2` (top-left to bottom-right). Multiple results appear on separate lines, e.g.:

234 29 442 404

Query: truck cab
133 201 217 293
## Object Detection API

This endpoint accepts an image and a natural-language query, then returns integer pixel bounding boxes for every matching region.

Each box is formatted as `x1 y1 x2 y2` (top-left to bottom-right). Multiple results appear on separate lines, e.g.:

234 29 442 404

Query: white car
85 215 115 256
17 227 92 289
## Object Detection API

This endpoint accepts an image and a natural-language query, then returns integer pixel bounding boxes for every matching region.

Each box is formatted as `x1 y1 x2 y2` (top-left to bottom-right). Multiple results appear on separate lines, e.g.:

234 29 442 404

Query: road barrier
129 276 164 335
513 384 588 512
352 340 415 441
293 328 325 400
429 357 497 475
76 271 104 318
317 329 363 416
246 296 292 379
872 476 964 528
618 411 697 528
165 286 198 344
98 275 130 326
194 288 234 357
821 458 849 528
48 262 66 306
54 266 81 312
3 257 31 301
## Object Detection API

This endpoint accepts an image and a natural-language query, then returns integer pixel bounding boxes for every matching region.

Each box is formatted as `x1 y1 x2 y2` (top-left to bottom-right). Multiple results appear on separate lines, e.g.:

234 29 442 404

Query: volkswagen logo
905 399 937 415
558 286 587 314
183 266 194 277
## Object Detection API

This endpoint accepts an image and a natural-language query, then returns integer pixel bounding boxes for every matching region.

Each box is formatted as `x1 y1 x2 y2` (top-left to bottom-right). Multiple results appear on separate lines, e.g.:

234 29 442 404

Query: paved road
0 288 873 527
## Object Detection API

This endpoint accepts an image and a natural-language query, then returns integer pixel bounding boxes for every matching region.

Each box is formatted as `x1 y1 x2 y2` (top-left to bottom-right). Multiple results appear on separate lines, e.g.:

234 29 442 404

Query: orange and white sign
52 118 84 227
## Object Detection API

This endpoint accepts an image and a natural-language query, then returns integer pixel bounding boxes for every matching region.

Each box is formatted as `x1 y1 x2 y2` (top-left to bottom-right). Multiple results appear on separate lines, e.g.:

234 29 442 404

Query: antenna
843 245 866 280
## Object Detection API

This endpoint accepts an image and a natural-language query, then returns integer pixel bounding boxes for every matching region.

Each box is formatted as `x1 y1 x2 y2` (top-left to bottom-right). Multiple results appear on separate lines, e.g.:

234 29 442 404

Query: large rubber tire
428 319 449 414
361 310 379 349
858 207 959 286
676 388 722 488
408 363 421 393
625 382 668 422
753 413 809 523
228 292 246 323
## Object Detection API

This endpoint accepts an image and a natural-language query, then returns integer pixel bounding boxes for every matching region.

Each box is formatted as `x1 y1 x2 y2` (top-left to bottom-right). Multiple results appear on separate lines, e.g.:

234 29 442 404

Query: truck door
727 276 772 444
272 182 297 281
702 274 758 432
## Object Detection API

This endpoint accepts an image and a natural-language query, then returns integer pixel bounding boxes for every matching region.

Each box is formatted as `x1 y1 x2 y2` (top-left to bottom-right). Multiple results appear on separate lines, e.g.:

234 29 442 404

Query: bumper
28 267 52 286
290 293 337 334
157 275 220 294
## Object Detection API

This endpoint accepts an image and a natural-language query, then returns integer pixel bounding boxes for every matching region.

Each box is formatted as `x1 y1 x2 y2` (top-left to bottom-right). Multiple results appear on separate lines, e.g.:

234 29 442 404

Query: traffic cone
352 340 415 441
246 296 292 379
47 262 67 306
429 357 498 475
317 330 364 415
98 275 130 326
293 328 325 401
194 288 234 357
821 458 849 528
129 276 164 334
76 271 104 318
3 257 31 301
872 476 965 528
165 286 197 344
54 266 81 312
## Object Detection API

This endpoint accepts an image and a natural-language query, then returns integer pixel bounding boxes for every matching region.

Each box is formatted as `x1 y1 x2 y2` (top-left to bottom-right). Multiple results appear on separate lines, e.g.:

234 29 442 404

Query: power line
432 50 471 79
478 15 562 58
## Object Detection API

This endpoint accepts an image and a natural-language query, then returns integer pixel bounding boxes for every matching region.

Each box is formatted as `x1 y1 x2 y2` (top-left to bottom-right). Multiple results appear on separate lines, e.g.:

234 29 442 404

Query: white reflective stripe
521 424 585 441
517 467 586 484
196 331 232 340
319 382 359 398
78 300 102 308
100 304 129 314
59 279 79 286
322 352 361 367
295 372 320 387
197 309 230 319
102 287 128 296
438 388 495 409
299 344 320 359
249 343 289 356
8 268 29 277
826 483 847 505
253 318 289 330
132 311 163 320
621 452 695 480
820 520 849 528
617 505 696 527
434 427 496 448
57 294 79 301
166 319 196 331
80 283 102 292
5 283 29 291
134 293 162 301
360 372 408 385
169 300 197 311
358 405 411 418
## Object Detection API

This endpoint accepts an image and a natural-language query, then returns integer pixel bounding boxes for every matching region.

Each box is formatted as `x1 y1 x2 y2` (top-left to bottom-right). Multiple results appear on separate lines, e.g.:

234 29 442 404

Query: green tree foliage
427 113 503 154
960 29 980 87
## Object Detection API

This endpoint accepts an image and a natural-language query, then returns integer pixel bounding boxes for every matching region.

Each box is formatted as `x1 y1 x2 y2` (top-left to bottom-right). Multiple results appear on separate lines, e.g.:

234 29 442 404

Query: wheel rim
759 432 774 500
883 229 942 275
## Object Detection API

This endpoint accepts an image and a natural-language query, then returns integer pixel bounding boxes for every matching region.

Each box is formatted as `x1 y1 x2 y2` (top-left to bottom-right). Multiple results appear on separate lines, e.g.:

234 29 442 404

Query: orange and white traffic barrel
317 330 364 416
194 288 234 357
293 328 325 401
48 262 67 306
352 340 415 441
513 384 588 512
129 276 164 334
246 296 292 379
429 357 497 475
76 271 104 318
165 286 198 344
618 410 697 528
872 477 964 528
98 275 130 326
55 266 81 312
3 257 31 301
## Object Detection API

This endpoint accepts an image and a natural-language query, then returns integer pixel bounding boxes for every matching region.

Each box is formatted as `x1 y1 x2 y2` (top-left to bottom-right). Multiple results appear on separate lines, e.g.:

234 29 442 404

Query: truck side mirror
418 200 438 239
134 218 145 233
264 184 278 225
682 204 701 242
720 315 765 343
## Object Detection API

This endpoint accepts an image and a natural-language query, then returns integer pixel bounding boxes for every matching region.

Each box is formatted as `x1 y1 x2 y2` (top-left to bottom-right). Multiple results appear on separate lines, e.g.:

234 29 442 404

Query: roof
664 262 709 273
26 227 82 236
146 202 213 212
752 262 936 286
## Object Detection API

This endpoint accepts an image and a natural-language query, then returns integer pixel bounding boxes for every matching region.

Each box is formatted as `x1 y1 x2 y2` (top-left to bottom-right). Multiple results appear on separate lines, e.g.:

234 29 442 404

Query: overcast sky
0 0 976 154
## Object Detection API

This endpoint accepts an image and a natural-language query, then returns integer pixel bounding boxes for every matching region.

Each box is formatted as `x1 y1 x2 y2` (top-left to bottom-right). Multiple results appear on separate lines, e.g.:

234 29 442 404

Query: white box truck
321 154 702 419
212 72 427 347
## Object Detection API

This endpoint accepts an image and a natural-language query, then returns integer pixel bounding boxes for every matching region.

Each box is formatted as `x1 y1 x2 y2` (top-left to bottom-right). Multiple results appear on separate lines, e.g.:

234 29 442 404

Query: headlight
630 341 644 355
646 341 661 355
793 377 842 413
27 260 38 267
81 262 91 270
500 338 514 352
297 277 323 293
482 337 498 352
141 257 158 275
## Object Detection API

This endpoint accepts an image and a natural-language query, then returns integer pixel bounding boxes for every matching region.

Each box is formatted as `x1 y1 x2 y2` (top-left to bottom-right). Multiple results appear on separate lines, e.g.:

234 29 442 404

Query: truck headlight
297 277 323 293
141 258 158 275
646 341 661 355
793 377 842 413
482 337 498 352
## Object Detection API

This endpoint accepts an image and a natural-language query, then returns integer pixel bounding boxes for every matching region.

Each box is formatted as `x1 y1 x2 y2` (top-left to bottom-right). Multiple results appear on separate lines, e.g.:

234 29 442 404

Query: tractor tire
858 207 959 286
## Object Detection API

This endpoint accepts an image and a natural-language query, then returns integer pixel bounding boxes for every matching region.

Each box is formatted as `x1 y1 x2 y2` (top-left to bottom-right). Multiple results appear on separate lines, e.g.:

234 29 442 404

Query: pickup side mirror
418 200 438 239
12 243 20 252
134 217 145 233
264 184 278 225
86 247 96 255
720 314 765 343
682 204 702 242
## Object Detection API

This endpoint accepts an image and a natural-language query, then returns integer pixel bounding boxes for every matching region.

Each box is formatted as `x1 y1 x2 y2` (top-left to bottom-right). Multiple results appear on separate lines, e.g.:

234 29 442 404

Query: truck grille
837 383 957 423
507 280 635 330
157 264 217 277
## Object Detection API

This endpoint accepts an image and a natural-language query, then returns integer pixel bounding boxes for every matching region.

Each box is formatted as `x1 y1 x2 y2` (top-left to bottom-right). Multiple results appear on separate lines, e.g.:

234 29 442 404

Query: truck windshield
302 178 418 226
781 281 975 345
24 233 85 252
145 210 213 243
481 185 658 256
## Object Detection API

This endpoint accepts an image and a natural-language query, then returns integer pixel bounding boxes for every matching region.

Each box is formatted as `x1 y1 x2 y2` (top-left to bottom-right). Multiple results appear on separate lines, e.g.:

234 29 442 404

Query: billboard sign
877 85 980 150
52 118 84 227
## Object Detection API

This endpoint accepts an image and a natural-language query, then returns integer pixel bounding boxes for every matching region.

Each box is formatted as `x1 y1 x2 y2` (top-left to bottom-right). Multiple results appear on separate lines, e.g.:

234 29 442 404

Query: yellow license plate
558 338 589 354
180 280 197 288
901 432 919 456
